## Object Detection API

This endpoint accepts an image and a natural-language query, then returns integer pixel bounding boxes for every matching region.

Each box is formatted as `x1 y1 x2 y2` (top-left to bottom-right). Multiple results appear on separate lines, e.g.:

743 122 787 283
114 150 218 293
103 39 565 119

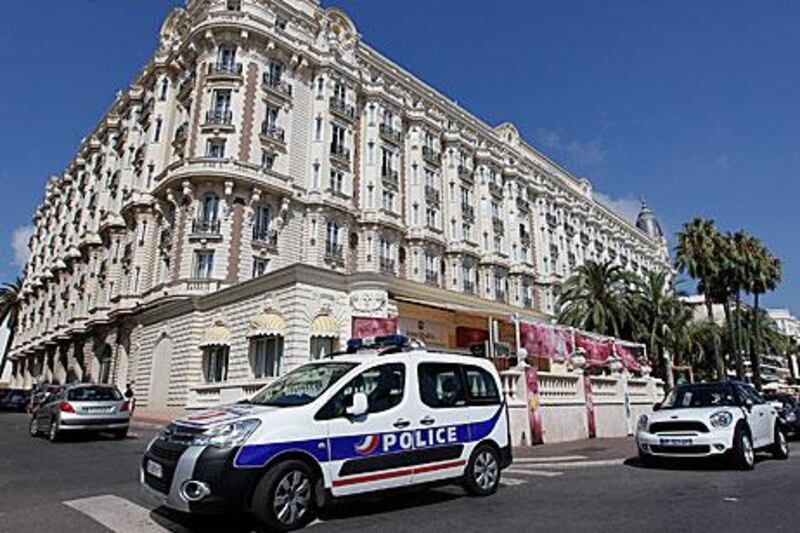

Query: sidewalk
513 436 636 461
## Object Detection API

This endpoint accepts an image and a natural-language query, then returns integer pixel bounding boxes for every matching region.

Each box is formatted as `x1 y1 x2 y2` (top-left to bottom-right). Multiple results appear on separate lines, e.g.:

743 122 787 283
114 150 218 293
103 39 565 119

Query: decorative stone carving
349 290 388 317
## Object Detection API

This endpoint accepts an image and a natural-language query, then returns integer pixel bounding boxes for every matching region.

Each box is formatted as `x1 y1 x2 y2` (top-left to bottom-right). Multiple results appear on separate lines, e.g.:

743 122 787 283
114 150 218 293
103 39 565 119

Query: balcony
379 257 396 275
492 217 505 234
462 203 475 222
260 122 285 146
262 72 292 100
425 185 440 204
330 145 351 167
422 146 440 166
329 97 356 121
252 228 278 251
203 109 234 131
191 219 221 238
580 232 591 246
546 213 558 228
463 280 475 294
424 270 439 286
207 62 243 81
379 123 402 145
520 230 531 247
324 243 345 266
522 296 533 309
488 182 503 198
381 168 399 190
495 291 507 303
564 224 576 237
458 165 472 181
177 72 196 100
516 197 530 213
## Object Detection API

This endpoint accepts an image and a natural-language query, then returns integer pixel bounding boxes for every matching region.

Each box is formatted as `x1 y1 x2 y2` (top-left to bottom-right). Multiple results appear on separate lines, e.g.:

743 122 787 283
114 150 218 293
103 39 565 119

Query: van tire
251 460 317 531
463 443 501 496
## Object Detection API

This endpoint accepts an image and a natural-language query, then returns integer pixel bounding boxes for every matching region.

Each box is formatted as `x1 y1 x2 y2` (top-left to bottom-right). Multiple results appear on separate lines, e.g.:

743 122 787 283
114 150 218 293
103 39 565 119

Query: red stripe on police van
332 460 467 487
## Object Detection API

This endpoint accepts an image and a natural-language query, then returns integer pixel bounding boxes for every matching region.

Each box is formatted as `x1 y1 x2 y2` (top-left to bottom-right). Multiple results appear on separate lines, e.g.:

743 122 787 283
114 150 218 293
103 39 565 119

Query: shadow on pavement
623 454 771 471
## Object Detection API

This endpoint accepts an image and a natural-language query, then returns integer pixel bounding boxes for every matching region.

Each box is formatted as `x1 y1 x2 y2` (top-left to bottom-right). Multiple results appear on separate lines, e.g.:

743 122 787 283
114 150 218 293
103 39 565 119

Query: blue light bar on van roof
346 334 409 352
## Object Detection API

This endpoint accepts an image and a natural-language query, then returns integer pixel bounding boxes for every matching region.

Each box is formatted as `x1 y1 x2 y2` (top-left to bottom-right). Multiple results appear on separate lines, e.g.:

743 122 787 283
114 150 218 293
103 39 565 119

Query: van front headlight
709 411 733 428
192 419 261 448
637 415 648 431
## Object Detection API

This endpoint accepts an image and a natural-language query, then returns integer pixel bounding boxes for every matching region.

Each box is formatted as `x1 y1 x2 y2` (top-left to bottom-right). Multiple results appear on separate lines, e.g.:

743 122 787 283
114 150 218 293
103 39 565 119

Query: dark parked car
0 389 32 412
765 393 800 437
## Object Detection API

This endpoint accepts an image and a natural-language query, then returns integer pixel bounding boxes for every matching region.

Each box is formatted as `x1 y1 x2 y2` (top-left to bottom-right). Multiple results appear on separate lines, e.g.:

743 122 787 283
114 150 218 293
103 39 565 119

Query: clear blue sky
1 0 798 311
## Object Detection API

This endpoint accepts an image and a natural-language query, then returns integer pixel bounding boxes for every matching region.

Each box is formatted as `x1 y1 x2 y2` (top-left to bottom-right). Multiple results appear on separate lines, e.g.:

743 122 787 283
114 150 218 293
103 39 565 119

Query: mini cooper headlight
709 411 733 428
192 419 261 448
637 415 649 431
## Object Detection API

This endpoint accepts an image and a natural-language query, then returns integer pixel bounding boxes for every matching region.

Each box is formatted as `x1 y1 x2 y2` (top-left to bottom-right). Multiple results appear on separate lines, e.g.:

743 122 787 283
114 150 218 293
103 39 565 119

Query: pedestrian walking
124 382 136 415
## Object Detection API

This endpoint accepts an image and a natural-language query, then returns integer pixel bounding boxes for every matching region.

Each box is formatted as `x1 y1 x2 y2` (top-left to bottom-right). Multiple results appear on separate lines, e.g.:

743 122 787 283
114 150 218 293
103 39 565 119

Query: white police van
141 335 512 531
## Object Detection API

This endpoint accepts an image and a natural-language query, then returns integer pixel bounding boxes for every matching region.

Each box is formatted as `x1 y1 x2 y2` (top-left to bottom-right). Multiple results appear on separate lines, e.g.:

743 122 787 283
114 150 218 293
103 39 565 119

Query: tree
729 231 754 379
675 218 725 380
0 278 23 378
556 260 639 338
746 247 782 390
632 271 682 387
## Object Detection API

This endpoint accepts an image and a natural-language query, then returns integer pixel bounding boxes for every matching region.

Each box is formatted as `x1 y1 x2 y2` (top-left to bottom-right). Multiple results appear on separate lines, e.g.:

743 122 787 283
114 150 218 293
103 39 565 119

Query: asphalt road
1 411 799 533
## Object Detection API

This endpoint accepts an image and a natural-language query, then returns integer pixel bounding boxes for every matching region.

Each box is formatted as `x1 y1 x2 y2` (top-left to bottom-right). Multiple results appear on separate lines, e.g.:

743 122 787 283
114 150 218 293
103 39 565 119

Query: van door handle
393 419 411 429
420 416 436 426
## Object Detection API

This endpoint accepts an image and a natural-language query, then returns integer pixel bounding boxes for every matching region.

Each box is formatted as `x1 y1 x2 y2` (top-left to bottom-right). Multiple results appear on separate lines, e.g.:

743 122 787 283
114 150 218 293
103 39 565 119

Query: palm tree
729 231 754 379
556 260 639 338
632 271 681 387
747 247 782 390
675 218 725 379
0 277 23 377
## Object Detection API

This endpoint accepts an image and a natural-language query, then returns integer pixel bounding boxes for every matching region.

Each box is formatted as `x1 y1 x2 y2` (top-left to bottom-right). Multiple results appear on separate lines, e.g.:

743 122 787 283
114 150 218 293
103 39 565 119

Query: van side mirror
346 392 368 417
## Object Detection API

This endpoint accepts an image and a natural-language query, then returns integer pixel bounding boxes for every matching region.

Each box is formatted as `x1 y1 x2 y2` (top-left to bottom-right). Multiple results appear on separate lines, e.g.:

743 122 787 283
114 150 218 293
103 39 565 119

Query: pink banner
584 375 596 439
575 333 613 367
524 366 544 445
614 342 645 371
519 322 573 361
351 317 397 338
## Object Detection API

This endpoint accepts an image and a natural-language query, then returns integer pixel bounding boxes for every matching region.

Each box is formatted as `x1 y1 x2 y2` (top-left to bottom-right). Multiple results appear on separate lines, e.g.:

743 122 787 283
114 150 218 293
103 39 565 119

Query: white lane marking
500 477 528 486
64 495 169 533
504 468 564 478
526 458 626 469
512 455 588 464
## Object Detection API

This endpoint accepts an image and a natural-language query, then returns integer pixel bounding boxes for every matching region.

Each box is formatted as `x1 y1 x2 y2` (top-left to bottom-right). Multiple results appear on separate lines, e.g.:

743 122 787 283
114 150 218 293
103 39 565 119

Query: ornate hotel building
8 0 668 415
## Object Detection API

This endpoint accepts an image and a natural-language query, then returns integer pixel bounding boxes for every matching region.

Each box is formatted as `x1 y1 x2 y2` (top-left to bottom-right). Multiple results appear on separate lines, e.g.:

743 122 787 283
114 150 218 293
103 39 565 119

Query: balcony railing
488 182 503 198
522 297 532 309
422 145 440 165
458 164 472 179
492 217 505 234
425 185 440 204
260 122 285 143
329 97 356 121
324 243 344 265
379 257 395 274
580 232 591 245
192 219 221 235
330 145 351 165
381 168 399 189
564 224 576 237
252 227 278 250
520 230 531 247
204 109 233 127
207 62 242 78
425 270 439 286
462 203 475 221
262 72 292 98
463 280 475 294
495 291 507 303
546 213 558 228
379 123 402 145
516 197 530 213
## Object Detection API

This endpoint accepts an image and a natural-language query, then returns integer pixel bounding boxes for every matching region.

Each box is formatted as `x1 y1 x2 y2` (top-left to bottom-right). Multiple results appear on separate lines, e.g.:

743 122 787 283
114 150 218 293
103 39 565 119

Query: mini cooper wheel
29 417 40 438
638 449 656 467
731 426 754 470
464 444 501 496
771 426 790 460
48 418 61 443
252 460 317 532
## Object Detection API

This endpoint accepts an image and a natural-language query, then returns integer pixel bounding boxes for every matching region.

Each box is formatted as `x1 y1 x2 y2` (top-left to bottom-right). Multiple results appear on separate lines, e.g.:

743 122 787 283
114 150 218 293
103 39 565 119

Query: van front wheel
463 444 501 496
252 460 317 532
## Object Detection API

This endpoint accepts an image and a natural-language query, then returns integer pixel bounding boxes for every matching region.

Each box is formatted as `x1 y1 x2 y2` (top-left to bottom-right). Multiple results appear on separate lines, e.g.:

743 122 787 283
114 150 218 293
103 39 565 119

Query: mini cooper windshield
247 362 357 407
661 383 737 409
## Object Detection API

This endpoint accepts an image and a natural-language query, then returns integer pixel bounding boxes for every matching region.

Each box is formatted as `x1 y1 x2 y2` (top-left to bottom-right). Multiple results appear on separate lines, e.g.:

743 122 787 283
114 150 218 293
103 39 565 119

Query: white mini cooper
141 335 511 531
636 381 790 469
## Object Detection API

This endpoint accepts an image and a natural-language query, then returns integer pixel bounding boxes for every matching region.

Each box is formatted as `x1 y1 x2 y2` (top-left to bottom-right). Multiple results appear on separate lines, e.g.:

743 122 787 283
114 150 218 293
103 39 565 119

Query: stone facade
8 0 668 414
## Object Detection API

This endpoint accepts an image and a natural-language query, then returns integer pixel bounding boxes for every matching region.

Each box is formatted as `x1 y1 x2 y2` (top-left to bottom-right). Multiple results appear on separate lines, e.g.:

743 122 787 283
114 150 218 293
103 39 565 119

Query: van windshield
247 362 357 407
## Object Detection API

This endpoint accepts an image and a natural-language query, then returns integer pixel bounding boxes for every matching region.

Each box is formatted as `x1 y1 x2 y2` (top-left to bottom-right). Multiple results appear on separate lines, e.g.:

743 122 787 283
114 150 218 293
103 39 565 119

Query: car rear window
67 386 122 402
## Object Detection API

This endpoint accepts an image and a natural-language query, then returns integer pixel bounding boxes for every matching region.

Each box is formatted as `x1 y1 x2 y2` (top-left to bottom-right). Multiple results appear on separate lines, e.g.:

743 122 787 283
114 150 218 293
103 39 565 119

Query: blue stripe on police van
233 403 505 469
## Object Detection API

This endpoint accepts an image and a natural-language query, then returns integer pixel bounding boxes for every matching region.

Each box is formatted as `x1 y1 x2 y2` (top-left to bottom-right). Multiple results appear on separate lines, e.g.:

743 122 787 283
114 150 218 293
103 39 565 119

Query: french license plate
660 437 693 446
146 460 163 479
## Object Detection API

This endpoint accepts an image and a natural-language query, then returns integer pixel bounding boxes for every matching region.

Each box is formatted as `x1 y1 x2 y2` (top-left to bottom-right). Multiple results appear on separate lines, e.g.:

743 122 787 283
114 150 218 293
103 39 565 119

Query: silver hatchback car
29 384 131 441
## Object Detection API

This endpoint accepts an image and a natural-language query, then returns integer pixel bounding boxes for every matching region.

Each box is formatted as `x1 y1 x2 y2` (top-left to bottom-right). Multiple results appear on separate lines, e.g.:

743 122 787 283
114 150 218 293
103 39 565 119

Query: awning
248 313 285 337
310 314 338 337
200 325 231 347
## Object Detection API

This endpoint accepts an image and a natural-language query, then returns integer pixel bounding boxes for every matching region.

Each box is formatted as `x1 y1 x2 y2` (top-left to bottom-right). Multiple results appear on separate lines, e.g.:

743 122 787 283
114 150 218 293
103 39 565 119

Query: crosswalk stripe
522 458 625 469
513 455 588 464
504 468 564 478
64 495 170 533
500 477 528 486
